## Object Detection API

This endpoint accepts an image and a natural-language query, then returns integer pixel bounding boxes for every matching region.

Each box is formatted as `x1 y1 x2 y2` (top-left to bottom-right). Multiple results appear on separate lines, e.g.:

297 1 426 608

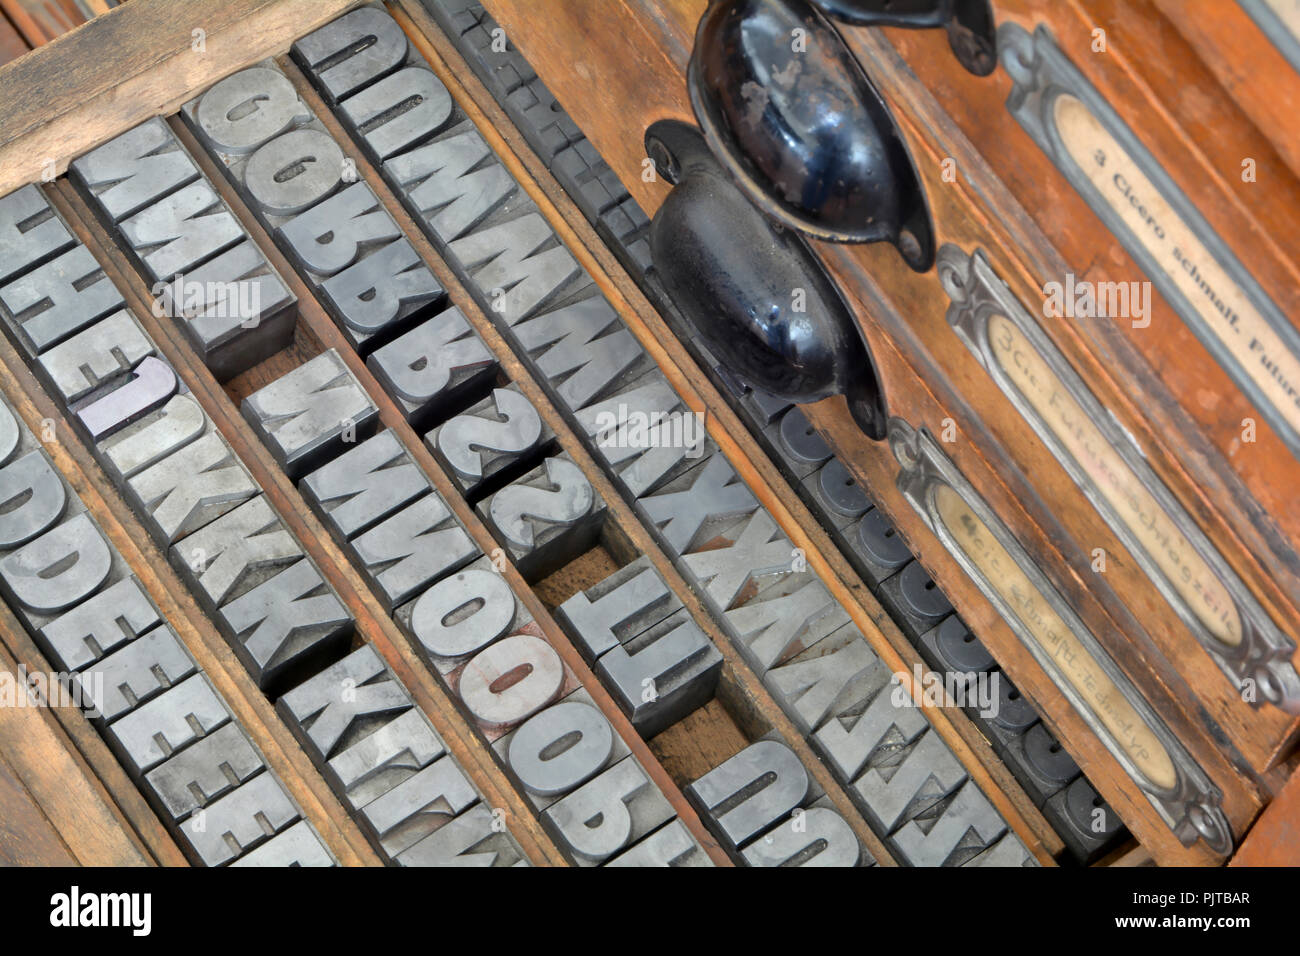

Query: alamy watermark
590 404 707 458
0 664 102 718
1043 273 1151 329
151 273 263 327
50 886 151 936
890 663 1000 719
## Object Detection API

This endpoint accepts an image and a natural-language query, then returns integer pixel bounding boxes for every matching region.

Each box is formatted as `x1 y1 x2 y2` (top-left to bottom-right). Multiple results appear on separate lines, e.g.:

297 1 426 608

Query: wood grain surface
886 1 1300 674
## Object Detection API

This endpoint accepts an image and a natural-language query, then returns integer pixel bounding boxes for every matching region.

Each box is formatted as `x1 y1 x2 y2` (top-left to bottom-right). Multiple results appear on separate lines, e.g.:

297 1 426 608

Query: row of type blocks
179 24 704 862
0 381 331 865
279 4 1041 866
415 0 1129 866
243 337 700 865
0 154 519 864
745 398 1127 863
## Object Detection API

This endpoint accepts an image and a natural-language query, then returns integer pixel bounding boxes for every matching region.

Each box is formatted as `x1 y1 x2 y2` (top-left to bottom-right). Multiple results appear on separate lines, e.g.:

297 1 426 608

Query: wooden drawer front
793 4 1300 770
881 3 1300 648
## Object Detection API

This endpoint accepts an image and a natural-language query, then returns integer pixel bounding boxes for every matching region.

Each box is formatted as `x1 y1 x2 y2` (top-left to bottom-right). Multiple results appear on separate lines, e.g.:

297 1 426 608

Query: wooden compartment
875 0 1300 764
475 0 1282 862
0 0 1294 866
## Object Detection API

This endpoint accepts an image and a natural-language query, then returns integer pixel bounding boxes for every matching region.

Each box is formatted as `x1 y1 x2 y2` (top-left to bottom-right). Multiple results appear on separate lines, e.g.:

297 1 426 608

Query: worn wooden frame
1 0 1291 866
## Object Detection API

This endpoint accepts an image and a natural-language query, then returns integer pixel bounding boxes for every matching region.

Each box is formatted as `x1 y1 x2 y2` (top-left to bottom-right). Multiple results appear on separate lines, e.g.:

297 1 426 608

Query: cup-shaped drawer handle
688 0 938 270
646 119 888 440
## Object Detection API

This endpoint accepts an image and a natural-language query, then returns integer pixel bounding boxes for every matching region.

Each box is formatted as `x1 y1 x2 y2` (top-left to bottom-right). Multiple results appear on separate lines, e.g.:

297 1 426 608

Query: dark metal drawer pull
646 119 888 440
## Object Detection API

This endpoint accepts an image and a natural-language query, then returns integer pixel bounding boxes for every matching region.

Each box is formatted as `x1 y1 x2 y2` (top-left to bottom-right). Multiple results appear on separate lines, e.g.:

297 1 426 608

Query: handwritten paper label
987 312 1242 648
1053 94 1300 439
1263 0 1300 37
933 481 1178 790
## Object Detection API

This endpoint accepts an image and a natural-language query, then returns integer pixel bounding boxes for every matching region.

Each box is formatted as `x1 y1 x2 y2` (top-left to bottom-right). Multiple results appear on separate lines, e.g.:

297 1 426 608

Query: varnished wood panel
1152 0 1300 186
0 9 29 62
0 613 188 866
0 0 84 46
886 3 1300 646
0 638 153 866
0 748 77 866
1232 764 1300 866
